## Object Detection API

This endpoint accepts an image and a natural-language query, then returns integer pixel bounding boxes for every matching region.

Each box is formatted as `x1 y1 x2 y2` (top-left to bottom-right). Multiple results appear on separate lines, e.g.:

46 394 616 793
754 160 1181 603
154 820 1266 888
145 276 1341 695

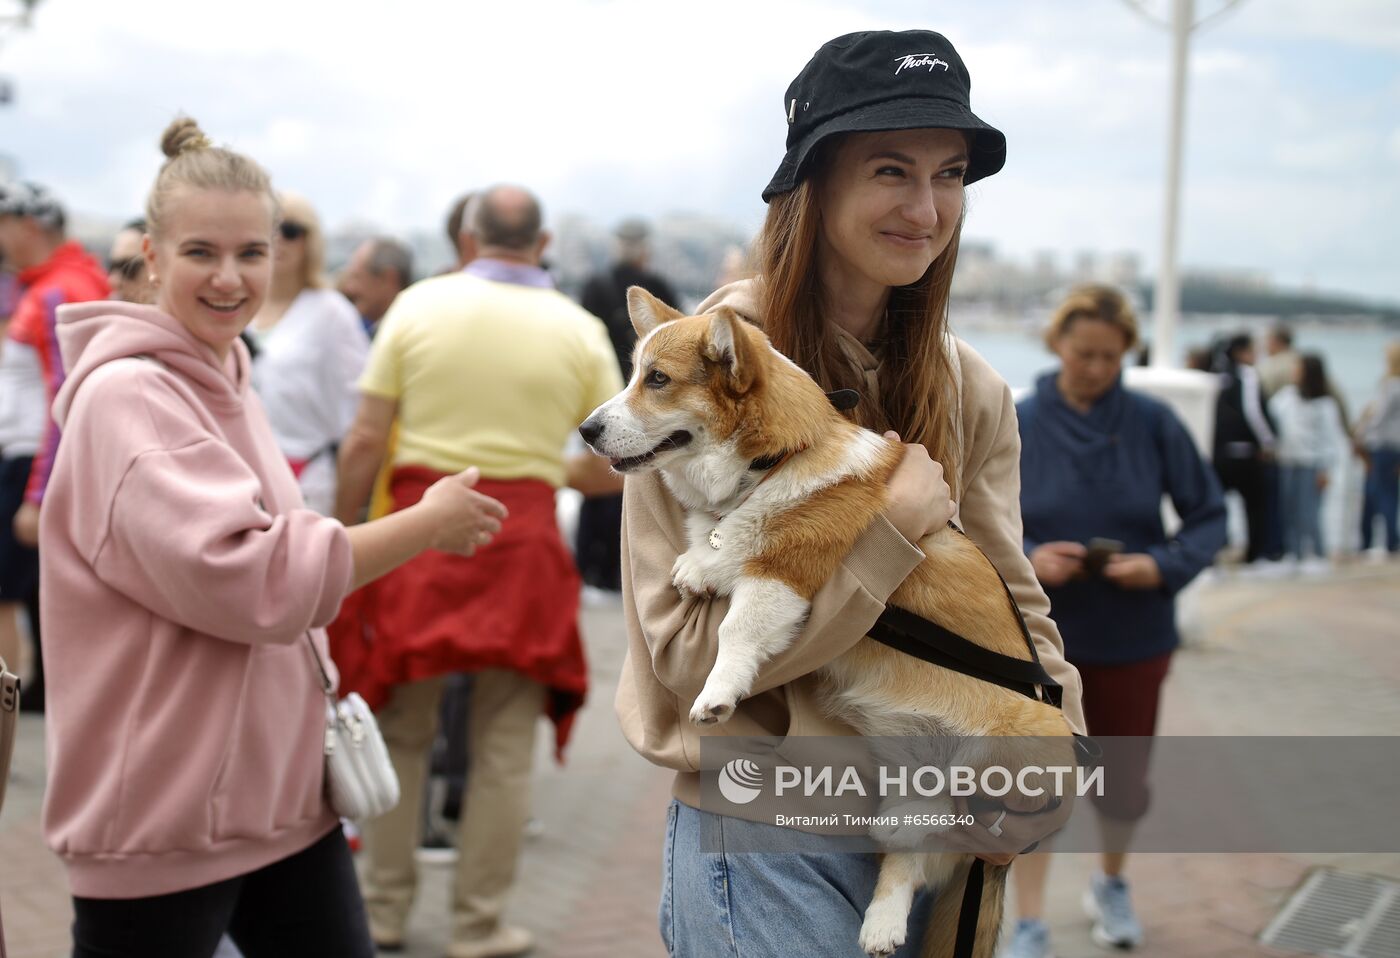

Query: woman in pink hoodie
40 118 508 957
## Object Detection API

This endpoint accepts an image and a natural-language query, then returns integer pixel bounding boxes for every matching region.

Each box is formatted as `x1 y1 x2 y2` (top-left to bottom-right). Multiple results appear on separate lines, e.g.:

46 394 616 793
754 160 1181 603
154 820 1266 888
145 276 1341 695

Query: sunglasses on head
279 221 309 241
109 256 144 281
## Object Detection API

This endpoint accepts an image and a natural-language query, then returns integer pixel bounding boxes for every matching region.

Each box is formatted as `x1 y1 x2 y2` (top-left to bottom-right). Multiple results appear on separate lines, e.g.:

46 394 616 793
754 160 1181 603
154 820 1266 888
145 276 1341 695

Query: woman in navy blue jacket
1002 285 1226 958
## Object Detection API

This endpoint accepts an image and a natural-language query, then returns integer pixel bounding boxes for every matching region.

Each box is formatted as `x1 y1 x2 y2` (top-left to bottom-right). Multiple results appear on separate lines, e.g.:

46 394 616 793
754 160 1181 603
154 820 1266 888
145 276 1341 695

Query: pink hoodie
40 302 354 899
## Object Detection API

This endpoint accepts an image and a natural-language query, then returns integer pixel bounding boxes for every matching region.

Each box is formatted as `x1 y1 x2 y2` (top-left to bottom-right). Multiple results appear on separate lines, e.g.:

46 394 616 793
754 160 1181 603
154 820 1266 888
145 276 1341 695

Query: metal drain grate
1260 868 1400 957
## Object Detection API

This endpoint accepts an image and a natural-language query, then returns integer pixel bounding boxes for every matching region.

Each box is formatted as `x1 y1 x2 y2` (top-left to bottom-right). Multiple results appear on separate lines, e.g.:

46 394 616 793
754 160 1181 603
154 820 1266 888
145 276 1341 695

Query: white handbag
303 635 400 821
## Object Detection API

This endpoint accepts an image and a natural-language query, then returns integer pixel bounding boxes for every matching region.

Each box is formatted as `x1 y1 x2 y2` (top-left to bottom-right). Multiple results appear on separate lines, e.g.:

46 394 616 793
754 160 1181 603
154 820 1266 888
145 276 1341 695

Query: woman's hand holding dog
948 791 1075 866
883 432 956 545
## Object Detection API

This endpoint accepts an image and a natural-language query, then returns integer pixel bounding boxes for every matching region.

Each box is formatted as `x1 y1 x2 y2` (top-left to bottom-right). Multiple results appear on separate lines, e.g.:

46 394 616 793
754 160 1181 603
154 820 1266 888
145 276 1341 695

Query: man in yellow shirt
335 184 623 958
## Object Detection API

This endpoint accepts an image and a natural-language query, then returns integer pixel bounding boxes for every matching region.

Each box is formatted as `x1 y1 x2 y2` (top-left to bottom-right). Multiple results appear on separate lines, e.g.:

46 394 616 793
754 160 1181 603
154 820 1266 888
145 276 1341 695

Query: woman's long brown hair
754 168 964 494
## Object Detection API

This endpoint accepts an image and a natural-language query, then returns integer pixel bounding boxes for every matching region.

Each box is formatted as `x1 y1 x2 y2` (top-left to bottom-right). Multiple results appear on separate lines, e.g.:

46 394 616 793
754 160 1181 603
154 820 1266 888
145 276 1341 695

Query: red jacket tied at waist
329 466 587 759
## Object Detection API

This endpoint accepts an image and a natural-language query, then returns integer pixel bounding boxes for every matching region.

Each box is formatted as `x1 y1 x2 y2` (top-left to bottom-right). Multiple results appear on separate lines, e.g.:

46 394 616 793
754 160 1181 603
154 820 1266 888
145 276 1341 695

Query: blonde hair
145 117 276 239
276 191 328 290
1386 341 1400 379
755 173 964 494
1043 283 1139 352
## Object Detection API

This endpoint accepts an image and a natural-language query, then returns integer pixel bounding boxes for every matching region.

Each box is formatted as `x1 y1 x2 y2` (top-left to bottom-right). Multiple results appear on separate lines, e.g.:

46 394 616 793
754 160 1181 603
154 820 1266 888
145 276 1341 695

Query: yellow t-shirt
359 273 624 487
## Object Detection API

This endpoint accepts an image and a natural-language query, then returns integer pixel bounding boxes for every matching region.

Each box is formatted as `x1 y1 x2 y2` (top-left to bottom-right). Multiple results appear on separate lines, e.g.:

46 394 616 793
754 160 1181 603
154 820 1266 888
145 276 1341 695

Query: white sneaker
1000 918 1054 958
1083 873 1144 950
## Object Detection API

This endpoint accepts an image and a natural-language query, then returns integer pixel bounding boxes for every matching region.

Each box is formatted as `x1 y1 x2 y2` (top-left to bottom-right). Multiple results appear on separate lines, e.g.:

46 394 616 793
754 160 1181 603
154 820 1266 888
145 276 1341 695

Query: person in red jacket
0 181 109 711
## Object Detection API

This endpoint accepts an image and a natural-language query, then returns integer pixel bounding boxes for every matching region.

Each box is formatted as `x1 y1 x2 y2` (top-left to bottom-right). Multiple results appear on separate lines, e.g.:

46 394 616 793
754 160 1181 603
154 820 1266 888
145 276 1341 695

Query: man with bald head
336 184 621 958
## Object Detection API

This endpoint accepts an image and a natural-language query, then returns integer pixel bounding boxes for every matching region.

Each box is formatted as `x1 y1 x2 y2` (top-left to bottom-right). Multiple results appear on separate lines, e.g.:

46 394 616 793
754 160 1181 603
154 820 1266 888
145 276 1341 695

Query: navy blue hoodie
1017 372 1227 665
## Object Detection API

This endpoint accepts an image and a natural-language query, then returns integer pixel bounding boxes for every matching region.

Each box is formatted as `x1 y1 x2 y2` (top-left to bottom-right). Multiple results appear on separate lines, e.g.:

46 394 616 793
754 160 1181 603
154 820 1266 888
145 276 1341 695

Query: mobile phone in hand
1083 537 1124 577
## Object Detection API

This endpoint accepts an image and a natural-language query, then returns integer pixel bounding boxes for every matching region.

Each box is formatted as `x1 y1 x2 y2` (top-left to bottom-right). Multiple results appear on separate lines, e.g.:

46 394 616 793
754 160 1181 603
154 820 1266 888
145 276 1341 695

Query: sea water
956 318 1398 417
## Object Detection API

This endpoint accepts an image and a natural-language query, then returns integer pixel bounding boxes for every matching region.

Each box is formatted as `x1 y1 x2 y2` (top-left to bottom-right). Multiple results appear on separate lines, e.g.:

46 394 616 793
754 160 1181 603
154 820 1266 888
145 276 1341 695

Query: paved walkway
2 560 1398 957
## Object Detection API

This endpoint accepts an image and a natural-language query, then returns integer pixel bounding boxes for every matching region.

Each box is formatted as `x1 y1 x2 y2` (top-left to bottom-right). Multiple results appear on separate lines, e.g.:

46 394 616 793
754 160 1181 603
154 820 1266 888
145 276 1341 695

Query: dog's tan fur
580 289 1074 957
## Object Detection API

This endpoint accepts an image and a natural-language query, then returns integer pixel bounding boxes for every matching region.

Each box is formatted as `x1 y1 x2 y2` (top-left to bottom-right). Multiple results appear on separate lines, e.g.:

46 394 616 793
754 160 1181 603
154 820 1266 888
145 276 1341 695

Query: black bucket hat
763 30 1007 202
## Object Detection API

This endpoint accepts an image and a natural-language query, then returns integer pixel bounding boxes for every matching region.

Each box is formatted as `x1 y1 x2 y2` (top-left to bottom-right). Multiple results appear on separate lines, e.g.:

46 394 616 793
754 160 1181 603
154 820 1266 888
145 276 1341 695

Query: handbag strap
301 634 337 705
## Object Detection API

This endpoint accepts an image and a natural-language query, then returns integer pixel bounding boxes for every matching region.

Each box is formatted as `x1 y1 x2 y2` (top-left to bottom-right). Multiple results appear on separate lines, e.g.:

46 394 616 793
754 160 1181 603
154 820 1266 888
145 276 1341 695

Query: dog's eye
645 369 670 389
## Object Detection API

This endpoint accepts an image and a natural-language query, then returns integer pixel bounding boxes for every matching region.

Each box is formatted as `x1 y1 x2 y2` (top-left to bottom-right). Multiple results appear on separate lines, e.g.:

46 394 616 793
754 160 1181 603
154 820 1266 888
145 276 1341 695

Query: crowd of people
0 25 1398 958
1186 324 1400 572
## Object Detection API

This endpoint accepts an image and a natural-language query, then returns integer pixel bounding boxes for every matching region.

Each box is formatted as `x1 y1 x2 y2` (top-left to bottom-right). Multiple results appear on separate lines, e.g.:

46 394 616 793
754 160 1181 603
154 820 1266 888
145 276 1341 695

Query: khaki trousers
363 669 544 943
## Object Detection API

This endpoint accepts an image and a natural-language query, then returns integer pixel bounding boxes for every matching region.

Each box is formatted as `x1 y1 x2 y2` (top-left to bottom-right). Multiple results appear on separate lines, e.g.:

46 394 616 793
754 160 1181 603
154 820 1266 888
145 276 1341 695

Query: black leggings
71 826 372 958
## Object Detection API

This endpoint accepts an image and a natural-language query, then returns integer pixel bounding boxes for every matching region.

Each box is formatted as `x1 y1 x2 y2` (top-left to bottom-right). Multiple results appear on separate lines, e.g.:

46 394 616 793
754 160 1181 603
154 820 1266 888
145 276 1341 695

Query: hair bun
160 117 213 159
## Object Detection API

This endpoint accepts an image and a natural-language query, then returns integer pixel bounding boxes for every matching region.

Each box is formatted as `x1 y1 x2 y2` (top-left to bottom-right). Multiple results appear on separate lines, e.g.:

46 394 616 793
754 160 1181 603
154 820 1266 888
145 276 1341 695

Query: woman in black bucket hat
617 30 1086 957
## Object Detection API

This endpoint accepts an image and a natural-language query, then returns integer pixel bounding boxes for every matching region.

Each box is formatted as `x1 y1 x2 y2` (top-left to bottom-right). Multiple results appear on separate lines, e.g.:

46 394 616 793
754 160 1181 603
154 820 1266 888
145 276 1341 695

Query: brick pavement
2 561 1398 957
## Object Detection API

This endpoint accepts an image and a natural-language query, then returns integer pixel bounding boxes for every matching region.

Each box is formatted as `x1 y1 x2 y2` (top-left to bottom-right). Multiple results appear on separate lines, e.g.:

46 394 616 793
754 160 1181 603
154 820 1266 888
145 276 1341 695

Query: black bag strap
955 858 985 958
869 524 1063 708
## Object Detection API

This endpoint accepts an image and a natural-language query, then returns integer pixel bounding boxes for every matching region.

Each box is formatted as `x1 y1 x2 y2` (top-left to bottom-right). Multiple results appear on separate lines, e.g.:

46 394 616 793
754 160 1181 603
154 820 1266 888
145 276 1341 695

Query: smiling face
814 128 968 299
146 186 274 357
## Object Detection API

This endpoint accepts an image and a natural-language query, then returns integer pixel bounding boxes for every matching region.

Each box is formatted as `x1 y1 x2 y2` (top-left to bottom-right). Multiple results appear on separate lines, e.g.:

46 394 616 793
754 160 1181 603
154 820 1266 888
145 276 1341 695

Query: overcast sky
2 0 1398 304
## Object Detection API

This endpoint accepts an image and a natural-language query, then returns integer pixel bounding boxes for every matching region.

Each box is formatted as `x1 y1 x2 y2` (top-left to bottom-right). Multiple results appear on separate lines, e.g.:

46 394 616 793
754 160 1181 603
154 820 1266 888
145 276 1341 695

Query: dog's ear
627 287 684 338
703 307 759 393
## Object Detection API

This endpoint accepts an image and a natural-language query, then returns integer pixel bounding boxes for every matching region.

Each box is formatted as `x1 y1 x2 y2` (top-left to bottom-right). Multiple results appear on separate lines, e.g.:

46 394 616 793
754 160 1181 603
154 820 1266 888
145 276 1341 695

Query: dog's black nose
579 417 604 447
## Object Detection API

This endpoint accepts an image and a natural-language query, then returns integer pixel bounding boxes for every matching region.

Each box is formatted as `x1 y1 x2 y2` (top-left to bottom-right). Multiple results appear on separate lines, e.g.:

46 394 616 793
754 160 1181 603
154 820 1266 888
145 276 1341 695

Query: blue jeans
1361 448 1400 552
660 800 932 957
1279 464 1325 558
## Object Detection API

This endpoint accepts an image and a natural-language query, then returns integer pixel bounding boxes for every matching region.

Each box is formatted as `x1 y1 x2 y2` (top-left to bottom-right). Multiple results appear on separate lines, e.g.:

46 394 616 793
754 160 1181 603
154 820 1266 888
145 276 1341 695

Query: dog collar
825 388 860 412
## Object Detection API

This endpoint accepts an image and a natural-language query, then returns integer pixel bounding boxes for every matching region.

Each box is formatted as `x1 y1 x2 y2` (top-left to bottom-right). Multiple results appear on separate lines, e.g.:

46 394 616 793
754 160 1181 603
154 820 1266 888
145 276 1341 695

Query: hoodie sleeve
91 438 354 644
1144 405 1227 596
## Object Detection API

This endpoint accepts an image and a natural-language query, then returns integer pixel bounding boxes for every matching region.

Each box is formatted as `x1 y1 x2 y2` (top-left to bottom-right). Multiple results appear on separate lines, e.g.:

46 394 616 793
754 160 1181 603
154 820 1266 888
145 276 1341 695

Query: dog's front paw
858 898 909 957
671 552 710 597
689 694 738 727
689 679 743 726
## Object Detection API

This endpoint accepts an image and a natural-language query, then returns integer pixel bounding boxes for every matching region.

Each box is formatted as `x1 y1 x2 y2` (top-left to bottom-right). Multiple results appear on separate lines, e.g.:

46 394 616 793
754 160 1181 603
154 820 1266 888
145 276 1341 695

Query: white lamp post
1122 0 1245 368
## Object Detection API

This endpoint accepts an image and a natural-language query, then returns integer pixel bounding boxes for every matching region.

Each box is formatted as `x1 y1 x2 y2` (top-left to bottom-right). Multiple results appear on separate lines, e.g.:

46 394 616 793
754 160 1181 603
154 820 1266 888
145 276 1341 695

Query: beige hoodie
614 280 1086 815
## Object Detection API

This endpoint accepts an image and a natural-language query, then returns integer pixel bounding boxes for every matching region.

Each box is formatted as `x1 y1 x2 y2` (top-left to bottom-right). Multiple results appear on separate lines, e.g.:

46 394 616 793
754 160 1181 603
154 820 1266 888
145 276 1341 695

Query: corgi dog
579 289 1074 958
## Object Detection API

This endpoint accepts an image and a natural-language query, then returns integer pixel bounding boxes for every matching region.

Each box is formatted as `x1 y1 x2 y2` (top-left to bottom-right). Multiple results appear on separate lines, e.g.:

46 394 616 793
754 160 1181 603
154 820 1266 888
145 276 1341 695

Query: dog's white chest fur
669 500 755 598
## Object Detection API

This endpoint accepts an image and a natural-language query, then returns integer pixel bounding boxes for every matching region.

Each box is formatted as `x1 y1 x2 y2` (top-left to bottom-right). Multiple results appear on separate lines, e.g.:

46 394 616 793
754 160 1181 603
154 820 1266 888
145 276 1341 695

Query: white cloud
1231 0 1400 53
